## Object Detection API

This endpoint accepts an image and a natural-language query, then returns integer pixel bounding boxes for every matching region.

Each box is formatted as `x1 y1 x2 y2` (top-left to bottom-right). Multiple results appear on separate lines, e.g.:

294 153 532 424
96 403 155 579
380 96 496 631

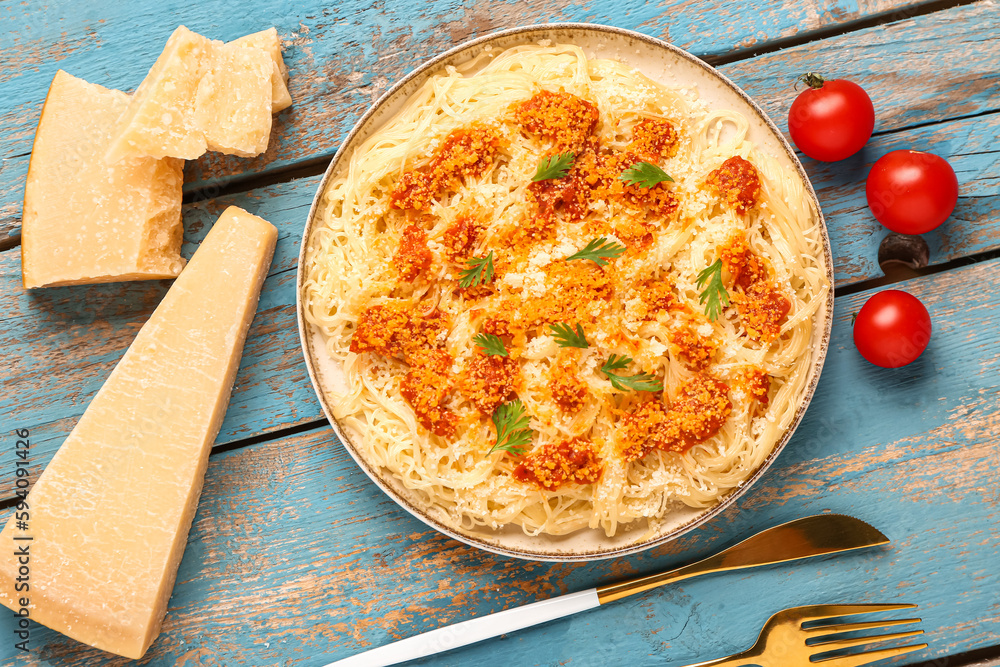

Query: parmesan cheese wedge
195 42 274 157
0 206 277 659
21 70 185 288
106 25 288 163
105 25 215 162
230 27 292 113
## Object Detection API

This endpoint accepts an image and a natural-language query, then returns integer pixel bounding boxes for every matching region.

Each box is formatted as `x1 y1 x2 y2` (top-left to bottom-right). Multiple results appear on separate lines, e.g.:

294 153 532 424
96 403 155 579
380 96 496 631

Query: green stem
801 73 826 89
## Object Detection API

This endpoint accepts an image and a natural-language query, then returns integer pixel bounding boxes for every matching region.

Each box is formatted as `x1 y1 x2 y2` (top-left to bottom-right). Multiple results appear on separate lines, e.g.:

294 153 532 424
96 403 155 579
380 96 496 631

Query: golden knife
329 514 890 667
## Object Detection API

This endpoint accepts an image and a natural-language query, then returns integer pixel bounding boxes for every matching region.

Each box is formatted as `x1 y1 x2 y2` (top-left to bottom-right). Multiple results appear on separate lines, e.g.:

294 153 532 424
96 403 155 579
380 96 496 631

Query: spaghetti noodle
303 43 828 537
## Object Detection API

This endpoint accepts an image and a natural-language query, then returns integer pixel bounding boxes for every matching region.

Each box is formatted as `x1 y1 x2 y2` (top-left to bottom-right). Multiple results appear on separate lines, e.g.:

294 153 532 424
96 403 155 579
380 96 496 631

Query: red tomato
788 74 874 162
853 290 931 368
866 150 958 235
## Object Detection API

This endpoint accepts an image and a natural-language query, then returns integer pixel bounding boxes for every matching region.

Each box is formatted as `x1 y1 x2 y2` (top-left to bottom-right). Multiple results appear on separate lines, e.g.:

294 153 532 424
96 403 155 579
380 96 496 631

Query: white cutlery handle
325 588 600 667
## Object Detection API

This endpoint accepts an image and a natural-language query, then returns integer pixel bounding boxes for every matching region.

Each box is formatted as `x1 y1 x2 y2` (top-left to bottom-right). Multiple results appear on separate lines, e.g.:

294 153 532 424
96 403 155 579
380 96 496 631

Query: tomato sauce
626 118 680 162
514 90 599 150
350 302 450 359
390 124 505 211
706 155 761 215
719 231 791 343
514 438 603 491
400 349 458 437
393 224 432 281
460 352 522 415
617 374 732 461
549 352 588 412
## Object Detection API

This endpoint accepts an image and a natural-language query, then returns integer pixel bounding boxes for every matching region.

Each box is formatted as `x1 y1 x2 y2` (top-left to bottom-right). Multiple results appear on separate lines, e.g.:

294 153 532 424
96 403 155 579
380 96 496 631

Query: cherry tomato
788 73 875 162
853 290 931 368
866 149 959 235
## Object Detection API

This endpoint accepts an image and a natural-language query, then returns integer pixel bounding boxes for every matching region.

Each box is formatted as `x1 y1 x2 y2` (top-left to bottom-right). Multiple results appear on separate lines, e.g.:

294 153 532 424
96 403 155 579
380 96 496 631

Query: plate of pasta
297 24 833 561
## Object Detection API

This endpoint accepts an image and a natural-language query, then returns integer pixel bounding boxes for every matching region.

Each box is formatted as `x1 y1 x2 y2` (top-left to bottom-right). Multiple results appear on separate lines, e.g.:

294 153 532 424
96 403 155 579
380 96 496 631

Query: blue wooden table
2 1 999 665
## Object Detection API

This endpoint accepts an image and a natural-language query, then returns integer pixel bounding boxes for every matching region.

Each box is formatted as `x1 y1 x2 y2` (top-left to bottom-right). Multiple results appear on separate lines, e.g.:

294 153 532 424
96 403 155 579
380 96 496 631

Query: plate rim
295 22 835 562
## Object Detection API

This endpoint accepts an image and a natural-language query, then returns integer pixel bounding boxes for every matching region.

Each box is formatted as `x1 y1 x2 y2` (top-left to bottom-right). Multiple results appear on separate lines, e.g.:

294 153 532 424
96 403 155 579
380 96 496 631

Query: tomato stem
801 73 826 89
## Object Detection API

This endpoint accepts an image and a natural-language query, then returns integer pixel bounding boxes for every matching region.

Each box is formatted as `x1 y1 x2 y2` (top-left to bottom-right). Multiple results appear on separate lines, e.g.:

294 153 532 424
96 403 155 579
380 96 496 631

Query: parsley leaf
489 399 532 455
600 354 663 393
532 152 575 182
695 259 730 321
459 251 495 288
620 161 674 188
602 354 631 372
606 372 663 393
473 332 508 357
548 322 589 348
565 237 627 266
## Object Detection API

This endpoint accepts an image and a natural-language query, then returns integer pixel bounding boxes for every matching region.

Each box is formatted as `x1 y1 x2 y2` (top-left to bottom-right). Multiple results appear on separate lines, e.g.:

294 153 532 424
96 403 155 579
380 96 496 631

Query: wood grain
2 2 998 665
720 0 1000 137
0 178 323 492
1 256 997 665
813 111 1000 285
0 0 983 241
3 94 998 489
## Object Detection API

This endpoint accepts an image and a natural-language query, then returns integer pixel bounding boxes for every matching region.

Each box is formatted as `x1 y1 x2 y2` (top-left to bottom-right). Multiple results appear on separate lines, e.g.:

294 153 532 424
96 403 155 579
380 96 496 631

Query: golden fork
683 603 926 667
330 515 893 667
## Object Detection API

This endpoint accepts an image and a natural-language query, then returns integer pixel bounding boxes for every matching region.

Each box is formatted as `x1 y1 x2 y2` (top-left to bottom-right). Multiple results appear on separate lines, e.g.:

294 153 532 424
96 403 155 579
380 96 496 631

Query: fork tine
813 642 928 667
798 603 917 624
810 629 924 652
806 617 921 636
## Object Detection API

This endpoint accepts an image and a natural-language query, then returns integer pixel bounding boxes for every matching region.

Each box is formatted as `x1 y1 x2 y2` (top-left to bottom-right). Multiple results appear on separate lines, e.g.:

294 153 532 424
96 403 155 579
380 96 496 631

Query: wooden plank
0 0 982 240
816 111 1000 285
0 178 323 492
3 96 997 488
716 0 1000 283
1 256 997 665
4 4 999 259
720 0 1000 139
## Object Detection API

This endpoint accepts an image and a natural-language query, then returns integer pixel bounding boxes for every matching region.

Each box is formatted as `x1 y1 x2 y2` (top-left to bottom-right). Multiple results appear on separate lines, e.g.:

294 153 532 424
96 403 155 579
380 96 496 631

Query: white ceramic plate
296 24 834 562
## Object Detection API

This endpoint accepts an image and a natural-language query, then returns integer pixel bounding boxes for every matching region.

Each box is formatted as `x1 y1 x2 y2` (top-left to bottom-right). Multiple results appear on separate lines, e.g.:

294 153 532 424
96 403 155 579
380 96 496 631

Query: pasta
303 43 829 538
